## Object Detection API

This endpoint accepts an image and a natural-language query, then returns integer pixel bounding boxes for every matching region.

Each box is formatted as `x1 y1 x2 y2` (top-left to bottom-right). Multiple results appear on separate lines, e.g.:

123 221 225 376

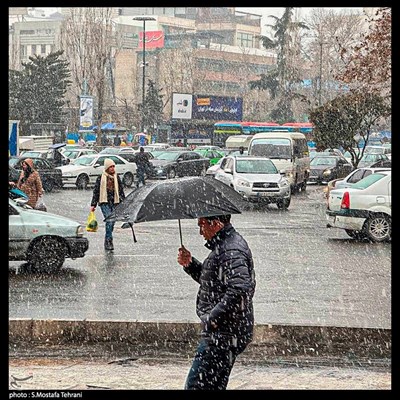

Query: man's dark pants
184 336 246 390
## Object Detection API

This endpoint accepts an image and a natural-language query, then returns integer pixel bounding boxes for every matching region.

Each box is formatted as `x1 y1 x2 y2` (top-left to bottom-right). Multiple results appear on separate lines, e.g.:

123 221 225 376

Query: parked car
364 145 391 156
205 151 248 177
141 143 170 152
61 148 98 163
357 153 390 168
9 197 89 272
57 153 137 189
150 150 210 179
206 157 225 177
9 165 20 184
214 155 291 209
193 148 225 165
308 155 353 185
99 146 136 155
11 156 63 192
19 150 49 159
326 170 391 242
324 167 391 200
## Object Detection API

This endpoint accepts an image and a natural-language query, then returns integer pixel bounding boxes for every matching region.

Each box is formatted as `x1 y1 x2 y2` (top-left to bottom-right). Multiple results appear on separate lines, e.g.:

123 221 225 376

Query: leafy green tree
309 90 390 167
249 7 308 123
9 50 71 135
142 80 164 135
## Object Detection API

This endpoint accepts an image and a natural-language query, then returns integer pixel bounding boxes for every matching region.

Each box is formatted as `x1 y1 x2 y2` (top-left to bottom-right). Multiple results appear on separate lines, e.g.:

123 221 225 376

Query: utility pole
133 16 156 132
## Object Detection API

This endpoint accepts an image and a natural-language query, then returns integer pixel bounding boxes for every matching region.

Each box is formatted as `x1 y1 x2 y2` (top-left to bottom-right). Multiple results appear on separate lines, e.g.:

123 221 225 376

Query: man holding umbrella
177 214 256 390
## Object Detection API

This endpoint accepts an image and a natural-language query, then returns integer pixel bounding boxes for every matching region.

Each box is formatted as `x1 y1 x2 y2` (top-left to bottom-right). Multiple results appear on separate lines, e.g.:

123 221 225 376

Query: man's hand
177 245 192 267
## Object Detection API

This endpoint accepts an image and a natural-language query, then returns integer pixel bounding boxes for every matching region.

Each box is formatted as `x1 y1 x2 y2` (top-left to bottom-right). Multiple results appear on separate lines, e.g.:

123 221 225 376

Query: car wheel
364 214 391 242
43 179 54 193
122 172 134 188
76 174 89 190
27 237 67 273
167 168 176 179
345 229 367 240
277 197 291 210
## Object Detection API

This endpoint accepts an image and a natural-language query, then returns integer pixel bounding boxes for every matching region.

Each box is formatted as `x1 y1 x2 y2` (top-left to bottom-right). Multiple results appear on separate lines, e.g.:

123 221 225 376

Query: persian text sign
192 95 243 121
139 30 164 49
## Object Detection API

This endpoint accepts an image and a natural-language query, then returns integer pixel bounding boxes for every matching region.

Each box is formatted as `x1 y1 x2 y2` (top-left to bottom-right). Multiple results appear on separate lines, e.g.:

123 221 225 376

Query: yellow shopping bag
86 211 98 232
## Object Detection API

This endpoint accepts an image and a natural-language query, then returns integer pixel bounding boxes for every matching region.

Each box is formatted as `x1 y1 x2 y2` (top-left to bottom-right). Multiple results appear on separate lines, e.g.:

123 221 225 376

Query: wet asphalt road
9 183 391 329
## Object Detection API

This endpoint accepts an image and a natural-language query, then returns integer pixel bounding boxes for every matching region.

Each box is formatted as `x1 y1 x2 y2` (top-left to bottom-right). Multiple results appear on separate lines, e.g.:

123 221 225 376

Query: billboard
192 95 243 121
172 93 193 119
79 96 94 131
139 30 164 49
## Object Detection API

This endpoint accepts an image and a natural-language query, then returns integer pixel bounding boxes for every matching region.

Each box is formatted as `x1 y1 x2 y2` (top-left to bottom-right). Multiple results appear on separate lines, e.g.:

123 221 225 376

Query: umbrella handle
178 219 183 247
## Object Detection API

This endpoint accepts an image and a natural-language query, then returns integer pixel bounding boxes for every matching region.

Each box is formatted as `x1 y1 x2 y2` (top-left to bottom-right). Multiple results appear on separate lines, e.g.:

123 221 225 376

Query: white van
225 135 253 151
248 131 310 191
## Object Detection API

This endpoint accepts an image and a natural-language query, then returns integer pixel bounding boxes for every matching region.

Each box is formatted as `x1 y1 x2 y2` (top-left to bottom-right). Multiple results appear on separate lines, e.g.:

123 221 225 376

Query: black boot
104 238 114 251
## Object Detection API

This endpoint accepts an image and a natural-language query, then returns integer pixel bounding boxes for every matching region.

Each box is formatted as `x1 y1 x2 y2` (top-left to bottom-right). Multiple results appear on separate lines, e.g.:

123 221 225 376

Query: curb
9 319 391 360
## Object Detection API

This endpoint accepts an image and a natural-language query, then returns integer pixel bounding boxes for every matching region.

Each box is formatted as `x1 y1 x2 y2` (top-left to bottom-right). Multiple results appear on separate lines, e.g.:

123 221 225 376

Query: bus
212 121 313 146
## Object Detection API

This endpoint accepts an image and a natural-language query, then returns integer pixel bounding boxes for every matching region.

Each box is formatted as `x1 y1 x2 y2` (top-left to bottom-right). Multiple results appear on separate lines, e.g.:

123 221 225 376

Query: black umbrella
105 176 247 245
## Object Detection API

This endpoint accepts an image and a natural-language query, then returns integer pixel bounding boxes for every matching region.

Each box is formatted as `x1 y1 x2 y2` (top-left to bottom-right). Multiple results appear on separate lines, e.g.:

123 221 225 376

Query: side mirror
279 169 286 175
94 163 101 168
224 168 233 174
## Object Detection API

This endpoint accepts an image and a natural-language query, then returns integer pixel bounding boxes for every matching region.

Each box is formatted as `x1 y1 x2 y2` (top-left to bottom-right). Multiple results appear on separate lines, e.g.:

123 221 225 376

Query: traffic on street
9 184 391 329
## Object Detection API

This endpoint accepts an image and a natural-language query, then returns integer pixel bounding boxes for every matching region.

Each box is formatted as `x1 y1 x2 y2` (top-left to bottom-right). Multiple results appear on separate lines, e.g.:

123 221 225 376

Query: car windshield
99 147 119 154
250 139 291 159
360 154 379 162
351 173 388 189
310 157 337 166
72 156 96 166
21 151 43 158
156 152 181 161
236 159 278 174
63 150 82 159
365 147 384 154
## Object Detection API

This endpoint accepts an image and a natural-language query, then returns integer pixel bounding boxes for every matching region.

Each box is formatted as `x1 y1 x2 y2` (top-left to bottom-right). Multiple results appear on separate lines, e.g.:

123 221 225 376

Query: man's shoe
104 238 114 251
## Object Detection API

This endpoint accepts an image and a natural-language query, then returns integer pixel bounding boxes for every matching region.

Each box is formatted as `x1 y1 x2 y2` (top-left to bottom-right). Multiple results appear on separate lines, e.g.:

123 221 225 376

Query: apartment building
9 7 276 134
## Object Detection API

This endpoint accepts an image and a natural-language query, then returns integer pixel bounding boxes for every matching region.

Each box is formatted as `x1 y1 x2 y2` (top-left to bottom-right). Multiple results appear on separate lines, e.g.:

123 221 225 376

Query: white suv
326 170 391 241
214 156 291 209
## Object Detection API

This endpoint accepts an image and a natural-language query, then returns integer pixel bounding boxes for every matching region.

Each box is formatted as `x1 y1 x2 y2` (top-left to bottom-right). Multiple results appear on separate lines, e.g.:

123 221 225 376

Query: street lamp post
318 41 328 107
133 16 156 132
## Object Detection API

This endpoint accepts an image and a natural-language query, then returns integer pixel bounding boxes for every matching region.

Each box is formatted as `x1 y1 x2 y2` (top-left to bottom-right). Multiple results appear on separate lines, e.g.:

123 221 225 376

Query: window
348 169 365 184
41 44 46 54
31 45 37 55
237 32 254 48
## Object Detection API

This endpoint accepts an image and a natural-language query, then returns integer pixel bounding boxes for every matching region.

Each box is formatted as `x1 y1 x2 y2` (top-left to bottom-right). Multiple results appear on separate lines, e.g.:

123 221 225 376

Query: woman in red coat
17 158 43 208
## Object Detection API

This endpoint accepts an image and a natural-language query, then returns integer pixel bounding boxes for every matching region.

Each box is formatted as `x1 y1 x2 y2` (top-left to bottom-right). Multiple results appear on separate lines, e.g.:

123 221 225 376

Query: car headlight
63 173 73 177
323 169 332 176
236 179 251 187
76 225 85 237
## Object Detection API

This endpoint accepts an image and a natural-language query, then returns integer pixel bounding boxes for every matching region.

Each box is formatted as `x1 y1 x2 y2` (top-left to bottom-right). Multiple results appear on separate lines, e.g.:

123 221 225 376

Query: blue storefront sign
192 95 243 121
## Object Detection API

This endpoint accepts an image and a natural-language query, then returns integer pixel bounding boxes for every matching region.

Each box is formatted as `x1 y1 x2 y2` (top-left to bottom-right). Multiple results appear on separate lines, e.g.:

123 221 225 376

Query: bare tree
60 7 115 142
303 8 365 107
336 7 391 99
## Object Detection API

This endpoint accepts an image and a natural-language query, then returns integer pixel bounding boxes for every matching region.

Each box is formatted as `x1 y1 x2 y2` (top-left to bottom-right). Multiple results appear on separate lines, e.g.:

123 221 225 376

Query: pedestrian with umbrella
104 177 256 389
177 214 256 390
90 158 125 251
